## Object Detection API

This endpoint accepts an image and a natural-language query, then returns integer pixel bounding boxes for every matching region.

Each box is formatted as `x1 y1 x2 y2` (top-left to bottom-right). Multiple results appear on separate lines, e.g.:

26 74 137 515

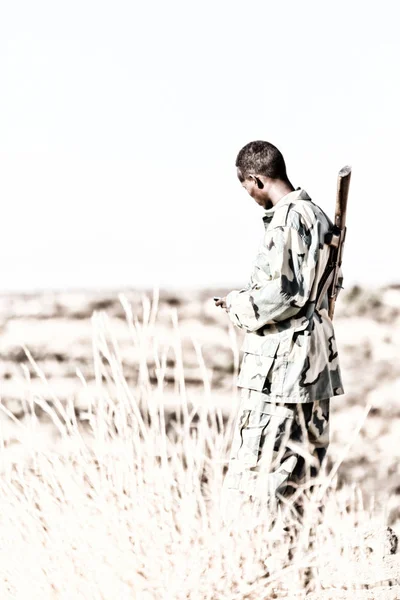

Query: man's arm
225 225 316 332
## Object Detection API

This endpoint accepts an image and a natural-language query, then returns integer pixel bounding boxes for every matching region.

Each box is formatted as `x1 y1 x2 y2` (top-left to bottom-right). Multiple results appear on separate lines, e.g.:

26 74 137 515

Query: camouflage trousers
220 388 330 527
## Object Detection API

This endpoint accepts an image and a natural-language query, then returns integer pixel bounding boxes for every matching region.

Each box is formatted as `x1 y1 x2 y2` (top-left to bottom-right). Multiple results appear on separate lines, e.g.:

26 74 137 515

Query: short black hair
236 141 288 181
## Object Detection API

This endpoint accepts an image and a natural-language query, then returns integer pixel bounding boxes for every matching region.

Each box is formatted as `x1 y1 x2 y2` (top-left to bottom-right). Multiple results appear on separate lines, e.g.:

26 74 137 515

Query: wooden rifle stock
328 165 352 319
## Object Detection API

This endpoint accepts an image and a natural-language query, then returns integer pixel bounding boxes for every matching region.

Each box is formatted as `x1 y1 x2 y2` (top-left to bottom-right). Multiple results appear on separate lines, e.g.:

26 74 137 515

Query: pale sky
0 0 399 291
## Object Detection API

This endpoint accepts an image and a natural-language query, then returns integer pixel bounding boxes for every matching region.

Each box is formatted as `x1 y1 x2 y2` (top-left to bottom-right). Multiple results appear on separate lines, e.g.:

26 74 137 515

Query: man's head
235 141 291 208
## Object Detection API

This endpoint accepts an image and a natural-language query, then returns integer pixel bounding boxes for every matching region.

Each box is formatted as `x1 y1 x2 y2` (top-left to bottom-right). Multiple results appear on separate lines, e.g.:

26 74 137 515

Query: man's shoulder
284 197 333 235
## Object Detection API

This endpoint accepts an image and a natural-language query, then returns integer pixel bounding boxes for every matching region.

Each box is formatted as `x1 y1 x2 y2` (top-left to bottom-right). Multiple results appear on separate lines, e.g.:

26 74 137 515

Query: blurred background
1 0 399 290
0 0 400 518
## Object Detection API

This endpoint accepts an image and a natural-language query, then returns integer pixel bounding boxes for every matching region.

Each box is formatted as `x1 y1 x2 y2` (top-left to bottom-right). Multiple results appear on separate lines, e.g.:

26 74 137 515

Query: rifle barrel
328 165 352 320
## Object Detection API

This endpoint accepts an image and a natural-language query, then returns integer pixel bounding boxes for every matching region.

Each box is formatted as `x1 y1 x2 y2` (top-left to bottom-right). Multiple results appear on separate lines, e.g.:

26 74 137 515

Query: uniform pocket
235 409 272 468
237 335 280 392
238 333 294 397
237 353 276 392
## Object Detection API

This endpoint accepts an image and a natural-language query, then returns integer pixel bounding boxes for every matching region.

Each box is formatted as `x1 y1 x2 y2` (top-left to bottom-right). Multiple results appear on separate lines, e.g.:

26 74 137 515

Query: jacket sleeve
226 225 316 332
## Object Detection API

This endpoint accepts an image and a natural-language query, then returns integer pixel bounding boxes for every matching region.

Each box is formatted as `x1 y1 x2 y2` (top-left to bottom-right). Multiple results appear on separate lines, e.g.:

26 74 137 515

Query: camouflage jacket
226 188 344 403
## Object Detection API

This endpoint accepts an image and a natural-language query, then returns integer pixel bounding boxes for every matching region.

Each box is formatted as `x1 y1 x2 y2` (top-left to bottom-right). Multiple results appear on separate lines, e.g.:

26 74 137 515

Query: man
215 140 344 526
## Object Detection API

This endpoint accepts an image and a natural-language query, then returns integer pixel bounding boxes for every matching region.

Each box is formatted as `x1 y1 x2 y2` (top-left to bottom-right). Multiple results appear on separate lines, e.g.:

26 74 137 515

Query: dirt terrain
0 284 400 597
0 284 399 523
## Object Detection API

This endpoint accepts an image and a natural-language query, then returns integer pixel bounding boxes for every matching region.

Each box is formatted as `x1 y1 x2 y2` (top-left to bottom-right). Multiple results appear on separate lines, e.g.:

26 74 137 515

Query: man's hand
214 296 227 310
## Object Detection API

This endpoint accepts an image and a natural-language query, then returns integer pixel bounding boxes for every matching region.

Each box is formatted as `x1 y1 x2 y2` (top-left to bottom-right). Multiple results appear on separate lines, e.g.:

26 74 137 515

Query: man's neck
268 180 295 207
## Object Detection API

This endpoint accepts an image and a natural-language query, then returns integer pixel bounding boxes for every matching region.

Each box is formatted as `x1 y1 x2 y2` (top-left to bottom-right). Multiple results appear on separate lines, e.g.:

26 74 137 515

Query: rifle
327 165 352 319
314 166 351 320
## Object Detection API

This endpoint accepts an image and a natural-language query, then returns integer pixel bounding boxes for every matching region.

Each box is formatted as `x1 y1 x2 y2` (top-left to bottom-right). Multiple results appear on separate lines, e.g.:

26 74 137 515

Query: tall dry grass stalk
0 290 396 599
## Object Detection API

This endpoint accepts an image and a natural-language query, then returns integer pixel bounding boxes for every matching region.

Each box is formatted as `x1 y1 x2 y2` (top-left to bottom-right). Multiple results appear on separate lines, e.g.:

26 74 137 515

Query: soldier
215 140 344 526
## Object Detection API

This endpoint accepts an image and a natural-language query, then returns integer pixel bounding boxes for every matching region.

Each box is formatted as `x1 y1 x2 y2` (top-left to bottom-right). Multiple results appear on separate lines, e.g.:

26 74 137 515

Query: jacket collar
262 187 311 224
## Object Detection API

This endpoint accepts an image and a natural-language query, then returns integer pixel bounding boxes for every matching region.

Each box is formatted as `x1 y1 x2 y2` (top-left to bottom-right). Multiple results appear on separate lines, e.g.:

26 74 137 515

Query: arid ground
0 285 399 598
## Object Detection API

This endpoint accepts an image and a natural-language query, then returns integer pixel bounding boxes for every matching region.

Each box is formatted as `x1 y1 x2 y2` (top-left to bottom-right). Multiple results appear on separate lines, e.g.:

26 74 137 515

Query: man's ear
248 174 264 189
255 176 264 189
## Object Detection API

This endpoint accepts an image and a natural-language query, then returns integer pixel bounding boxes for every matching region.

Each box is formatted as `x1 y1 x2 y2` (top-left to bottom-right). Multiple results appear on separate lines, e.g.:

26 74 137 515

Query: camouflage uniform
220 188 343 525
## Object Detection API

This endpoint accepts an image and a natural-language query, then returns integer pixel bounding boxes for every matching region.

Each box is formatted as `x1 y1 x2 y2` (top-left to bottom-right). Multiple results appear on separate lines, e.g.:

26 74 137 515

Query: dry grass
0 290 398 599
